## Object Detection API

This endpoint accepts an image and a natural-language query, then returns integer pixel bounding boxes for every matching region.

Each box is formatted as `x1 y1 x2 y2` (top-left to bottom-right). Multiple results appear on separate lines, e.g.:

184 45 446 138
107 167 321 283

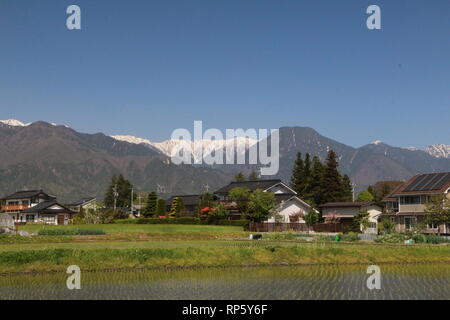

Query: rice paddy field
1 224 449 299
1 264 448 300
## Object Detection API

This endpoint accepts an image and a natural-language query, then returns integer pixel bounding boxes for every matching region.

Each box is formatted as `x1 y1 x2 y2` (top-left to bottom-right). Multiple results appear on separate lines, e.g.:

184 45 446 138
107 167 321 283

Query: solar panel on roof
403 172 450 192
429 172 450 190
418 173 442 191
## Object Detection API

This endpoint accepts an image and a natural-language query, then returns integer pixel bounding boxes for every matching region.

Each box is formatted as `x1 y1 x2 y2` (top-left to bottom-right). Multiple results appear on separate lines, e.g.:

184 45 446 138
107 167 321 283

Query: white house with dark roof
0 190 76 225
214 179 315 223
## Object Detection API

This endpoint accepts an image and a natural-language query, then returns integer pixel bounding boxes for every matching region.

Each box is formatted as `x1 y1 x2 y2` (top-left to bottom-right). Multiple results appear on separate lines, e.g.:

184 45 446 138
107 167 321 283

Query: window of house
368 222 377 229
428 222 438 230
400 196 421 205
26 215 35 222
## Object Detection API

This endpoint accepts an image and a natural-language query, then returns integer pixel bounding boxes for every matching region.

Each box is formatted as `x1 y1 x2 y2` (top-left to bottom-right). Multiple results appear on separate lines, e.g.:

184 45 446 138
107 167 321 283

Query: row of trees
234 170 259 182
291 150 353 207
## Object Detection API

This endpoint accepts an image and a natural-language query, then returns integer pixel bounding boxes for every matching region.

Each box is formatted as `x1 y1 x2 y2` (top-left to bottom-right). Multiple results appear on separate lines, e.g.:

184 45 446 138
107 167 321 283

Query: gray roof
319 202 375 208
215 179 283 195
169 195 201 206
22 201 76 214
67 197 96 207
1 190 55 201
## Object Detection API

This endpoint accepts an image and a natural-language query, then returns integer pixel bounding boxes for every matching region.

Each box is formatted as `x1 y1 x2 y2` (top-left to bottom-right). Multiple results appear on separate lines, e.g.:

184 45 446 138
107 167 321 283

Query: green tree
169 197 184 217
321 150 343 203
425 194 450 235
378 218 395 234
247 189 276 222
207 203 229 224
198 192 216 211
340 174 353 202
357 190 375 202
234 172 246 182
142 192 158 217
104 174 135 208
308 156 326 206
290 152 304 196
303 210 320 232
350 211 370 233
248 170 259 181
156 198 166 217
229 187 251 215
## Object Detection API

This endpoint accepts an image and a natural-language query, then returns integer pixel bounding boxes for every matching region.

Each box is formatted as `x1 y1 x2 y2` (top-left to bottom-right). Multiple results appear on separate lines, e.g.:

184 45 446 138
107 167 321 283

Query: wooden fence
248 222 343 233
248 222 310 232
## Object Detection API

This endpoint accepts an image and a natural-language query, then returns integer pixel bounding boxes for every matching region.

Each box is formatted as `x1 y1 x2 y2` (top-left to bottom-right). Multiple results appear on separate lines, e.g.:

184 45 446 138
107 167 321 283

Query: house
67 197 97 213
382 172 450 234
0 190 76 225
214 179 314 223
319 202 382 234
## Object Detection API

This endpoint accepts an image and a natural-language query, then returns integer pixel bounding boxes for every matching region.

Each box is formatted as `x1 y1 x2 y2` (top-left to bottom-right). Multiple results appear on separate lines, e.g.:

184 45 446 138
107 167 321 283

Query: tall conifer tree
290 152 304 196
321 150 343 203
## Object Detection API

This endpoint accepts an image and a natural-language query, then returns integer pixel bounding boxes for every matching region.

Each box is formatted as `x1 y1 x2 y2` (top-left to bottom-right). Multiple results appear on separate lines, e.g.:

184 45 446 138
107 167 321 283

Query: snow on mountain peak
0 119 29 127
371 140 383 145
111 135 259 159
425 144 450 159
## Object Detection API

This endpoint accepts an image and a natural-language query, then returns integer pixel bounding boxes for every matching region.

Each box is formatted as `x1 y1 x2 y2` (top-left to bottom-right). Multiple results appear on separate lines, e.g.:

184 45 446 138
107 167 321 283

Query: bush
341 232 359 242
114 217 249 227
374 233 408 243
37 228 106 236
425 234 450 244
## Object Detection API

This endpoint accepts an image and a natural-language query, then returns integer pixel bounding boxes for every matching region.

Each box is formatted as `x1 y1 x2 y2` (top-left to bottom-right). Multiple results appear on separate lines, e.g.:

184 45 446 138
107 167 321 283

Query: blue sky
0 0 449 148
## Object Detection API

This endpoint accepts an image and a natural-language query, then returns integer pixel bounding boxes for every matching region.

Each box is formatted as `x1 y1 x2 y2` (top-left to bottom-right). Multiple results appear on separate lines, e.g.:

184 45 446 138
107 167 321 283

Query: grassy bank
1 242 448 274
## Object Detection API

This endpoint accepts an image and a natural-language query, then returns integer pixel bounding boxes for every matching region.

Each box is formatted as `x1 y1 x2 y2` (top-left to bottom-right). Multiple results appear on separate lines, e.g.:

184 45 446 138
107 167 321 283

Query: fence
248 222 310 232
247 222 346 233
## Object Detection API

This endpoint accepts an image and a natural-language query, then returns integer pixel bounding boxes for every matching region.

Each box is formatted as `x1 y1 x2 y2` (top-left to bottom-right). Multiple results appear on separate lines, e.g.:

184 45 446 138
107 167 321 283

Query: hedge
114 217 249 228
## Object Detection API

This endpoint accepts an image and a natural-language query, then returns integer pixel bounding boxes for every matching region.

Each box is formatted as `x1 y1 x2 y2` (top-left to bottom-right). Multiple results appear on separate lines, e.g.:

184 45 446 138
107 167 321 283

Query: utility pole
113 184 118 210
130 187 134 215
352 182 356 202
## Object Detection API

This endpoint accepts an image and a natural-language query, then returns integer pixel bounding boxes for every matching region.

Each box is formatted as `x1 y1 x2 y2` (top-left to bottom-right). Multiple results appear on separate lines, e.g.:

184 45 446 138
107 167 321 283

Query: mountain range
0 119 449 202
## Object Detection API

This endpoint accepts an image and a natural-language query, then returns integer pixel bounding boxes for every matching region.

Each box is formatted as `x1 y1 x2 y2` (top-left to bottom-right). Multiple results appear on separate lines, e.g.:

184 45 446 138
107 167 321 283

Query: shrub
341 232 359 242
135 217 201 225
374 233 407 243
425 234 450 244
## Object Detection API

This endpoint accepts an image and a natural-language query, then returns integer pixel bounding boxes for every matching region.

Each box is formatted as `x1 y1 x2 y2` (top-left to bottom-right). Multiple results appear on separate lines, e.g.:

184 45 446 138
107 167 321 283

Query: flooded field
0 264 448 300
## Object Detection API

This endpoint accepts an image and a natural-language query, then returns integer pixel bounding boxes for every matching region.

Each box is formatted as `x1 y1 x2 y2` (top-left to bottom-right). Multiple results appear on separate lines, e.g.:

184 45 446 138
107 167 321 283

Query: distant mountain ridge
1 119 449 200
0 121 233 202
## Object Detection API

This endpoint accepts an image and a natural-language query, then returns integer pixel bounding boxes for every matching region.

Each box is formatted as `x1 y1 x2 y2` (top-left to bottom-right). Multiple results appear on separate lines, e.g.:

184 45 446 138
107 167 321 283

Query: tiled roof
22 201 76 214
1 190 55 200
215 179 283 195
319 202 374 208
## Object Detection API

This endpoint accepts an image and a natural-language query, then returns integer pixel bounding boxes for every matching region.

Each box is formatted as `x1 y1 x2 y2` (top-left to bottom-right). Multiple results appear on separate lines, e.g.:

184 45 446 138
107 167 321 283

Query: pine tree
290 152 304 196
300 153 312 196
156 198 166 217
104 174 135 208
169 197 184 217
142 192 158 217
234 172 246 182
307 156 326 206
321 150 343 203
340 174 353 202
248 170 259 181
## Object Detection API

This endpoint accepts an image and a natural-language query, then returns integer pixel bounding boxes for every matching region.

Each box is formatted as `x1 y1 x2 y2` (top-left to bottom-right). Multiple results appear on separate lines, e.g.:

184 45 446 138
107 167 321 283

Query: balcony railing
2 204 30 212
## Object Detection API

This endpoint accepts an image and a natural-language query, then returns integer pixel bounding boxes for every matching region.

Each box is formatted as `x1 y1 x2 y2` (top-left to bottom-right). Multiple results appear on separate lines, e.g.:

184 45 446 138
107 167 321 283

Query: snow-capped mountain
0 119 29 127
425 144 450 159
111 135 259 161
